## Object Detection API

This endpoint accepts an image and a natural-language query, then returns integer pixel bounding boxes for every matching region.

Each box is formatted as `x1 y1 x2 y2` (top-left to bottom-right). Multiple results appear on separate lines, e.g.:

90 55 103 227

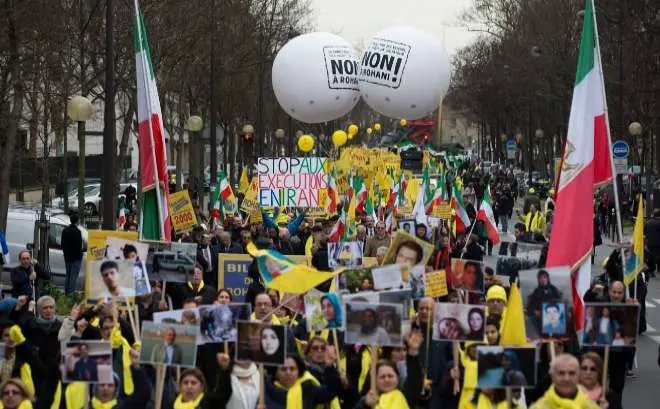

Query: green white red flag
546 0 613 331
477 186 500 244
451 179 470 233
134 0 171 241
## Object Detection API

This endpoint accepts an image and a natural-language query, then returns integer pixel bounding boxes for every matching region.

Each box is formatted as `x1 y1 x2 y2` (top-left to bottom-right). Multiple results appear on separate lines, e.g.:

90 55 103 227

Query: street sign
506 140 517 152
614 158 627 174
612 140 629 159
506 140 517 160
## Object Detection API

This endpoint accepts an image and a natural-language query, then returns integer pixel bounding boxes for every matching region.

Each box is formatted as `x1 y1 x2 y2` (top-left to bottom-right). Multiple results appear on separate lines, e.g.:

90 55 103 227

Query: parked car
68 183 137 216
2 204 88 291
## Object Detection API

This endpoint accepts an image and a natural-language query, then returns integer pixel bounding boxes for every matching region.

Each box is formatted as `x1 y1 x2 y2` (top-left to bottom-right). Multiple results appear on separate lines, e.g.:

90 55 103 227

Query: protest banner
257 157 328 207
85 230 138 305
240 176 261 215
432 203 452 219
168 190 197 232
218 254 309 302
425 270 448 298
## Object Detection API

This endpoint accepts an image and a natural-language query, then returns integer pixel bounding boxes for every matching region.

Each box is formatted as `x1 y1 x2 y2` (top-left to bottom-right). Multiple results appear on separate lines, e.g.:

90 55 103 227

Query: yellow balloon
400 119 408 127
374 123 381 131
347 132 354 140
332 130 348 147
348 124 359 136
297 134 314 153
366 128 373 135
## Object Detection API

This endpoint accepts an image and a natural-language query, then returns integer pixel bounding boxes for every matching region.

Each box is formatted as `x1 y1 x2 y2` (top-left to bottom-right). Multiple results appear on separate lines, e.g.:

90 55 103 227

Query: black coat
11 264 49 299
61 224 83 262
265 365 341 409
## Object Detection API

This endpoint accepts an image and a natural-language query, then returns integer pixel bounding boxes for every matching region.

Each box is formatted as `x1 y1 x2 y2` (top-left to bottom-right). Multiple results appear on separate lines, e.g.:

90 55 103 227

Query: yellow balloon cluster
332 130 348 147
348 124 359 138
297 134 314 152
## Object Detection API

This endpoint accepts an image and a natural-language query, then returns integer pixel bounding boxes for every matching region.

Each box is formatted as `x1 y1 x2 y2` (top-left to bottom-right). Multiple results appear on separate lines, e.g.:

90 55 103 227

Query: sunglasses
2 390 21 397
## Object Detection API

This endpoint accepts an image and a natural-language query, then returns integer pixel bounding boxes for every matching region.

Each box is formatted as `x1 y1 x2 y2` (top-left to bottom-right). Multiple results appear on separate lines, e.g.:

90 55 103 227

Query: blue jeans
65 260 82 295
500 215 509 233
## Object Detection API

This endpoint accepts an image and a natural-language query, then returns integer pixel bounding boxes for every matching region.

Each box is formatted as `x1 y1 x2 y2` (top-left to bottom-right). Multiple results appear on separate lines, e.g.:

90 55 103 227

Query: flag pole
590 0 625 260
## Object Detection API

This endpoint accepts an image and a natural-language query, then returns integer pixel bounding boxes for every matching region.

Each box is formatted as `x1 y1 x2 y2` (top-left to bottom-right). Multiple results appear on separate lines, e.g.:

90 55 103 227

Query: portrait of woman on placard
258 325 285 364
320 294 343 329
466 307 486 341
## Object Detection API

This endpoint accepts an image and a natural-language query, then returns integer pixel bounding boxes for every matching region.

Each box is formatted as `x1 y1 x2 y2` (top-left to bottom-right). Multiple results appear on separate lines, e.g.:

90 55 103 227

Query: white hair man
530 354 600 408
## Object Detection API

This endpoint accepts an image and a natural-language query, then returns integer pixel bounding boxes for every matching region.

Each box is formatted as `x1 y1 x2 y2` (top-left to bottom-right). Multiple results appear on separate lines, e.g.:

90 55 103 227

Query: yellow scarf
188 280 205 292
173 393 204 409
250 312 282 324
458 350 478 409
19 363 34 399
300 371 341 409
375 389 409 409
541 386 597 409
65 382 87 409
275 376 305 409
91 398 117 409
358 348 373 393
0 400 32 409
110 327 134 395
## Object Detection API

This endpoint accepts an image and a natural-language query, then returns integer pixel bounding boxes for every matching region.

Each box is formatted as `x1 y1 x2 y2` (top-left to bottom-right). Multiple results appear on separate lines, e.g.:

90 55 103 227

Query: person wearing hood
486 285 507 321
10 296 61 409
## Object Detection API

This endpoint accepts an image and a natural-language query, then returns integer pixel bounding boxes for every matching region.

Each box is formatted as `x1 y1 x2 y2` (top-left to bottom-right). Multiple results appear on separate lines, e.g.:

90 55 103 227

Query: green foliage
40 281 84 316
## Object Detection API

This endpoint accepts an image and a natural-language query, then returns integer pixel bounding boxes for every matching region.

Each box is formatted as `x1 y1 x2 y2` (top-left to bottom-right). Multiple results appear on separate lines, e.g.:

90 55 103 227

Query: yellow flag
499 282 527 345
238 168 250 194
624 195 644 286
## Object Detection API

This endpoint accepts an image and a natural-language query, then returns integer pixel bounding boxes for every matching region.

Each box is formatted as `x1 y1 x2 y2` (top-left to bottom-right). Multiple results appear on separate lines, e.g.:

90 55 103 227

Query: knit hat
486 285 507 303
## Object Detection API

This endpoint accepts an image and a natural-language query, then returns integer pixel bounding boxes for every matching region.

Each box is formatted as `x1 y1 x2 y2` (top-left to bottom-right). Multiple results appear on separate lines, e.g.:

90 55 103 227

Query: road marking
647 335 660 344
652 298 660 305
646 301 656 308
647 324 657 333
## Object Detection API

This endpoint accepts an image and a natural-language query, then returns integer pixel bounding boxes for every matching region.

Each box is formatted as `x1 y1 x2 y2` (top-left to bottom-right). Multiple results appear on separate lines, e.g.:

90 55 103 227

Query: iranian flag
219 171 234 201
425 184 444 215
546 0 613 331
211 171 233 227
135 0 171 241
354 177 368 213
477 187 500 244
451 179 470 233
325 171 339 216
328 207 346 242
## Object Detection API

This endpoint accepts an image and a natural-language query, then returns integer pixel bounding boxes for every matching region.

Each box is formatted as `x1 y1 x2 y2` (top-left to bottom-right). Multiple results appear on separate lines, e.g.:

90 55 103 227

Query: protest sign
240 176 261 215
432 203 452 219
257 157 328 207
425 270 448 298
139 322 198 368
146 242 197 282
168 190 197 232
85 230 138 305
477 346 538 389
236 321 287 366
218 254 309 302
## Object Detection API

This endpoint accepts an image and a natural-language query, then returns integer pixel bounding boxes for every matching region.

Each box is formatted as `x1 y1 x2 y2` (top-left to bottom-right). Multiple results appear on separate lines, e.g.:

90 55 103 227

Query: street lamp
187 115 204 205
629 121 643 171
67 96 101 223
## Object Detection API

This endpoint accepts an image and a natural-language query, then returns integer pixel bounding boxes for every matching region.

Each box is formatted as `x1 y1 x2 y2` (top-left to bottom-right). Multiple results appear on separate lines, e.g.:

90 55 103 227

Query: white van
2 204 88 291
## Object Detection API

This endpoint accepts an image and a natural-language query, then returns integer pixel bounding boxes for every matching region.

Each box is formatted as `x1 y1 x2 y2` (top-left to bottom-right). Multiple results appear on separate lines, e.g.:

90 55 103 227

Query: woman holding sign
355 331 424 409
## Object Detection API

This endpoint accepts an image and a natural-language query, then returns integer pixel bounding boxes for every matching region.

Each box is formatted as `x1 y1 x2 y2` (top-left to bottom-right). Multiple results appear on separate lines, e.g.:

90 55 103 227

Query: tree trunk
116 95 136 187
0 0 24 232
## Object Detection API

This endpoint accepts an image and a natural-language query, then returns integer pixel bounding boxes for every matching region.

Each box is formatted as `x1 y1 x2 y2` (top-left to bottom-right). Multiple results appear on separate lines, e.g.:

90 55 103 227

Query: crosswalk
643 299 660 344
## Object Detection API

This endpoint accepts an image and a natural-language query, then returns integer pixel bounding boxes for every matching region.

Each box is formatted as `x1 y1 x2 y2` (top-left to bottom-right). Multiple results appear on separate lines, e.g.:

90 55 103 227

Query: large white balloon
358 26 451 120
272 32 360 124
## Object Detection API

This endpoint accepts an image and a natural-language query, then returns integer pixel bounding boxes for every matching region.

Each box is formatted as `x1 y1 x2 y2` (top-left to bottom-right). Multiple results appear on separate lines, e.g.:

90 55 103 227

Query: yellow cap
486 285 507 303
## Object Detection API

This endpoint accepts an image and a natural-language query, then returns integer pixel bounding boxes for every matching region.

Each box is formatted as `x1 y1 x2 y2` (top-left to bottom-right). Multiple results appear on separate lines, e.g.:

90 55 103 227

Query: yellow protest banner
425 270 448 298
169 190 197 232
240 176 260 215
432 203 452 219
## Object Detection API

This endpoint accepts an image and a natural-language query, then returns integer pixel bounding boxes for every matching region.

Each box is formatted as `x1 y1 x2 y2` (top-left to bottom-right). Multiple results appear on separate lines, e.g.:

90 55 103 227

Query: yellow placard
432 203 452 219
169 190 198 232
425 270 448 298
240 176 260 215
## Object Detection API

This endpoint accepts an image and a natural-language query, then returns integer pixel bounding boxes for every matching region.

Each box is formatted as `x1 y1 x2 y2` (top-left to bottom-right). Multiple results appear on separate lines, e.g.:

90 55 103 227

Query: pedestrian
61 213 83 295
